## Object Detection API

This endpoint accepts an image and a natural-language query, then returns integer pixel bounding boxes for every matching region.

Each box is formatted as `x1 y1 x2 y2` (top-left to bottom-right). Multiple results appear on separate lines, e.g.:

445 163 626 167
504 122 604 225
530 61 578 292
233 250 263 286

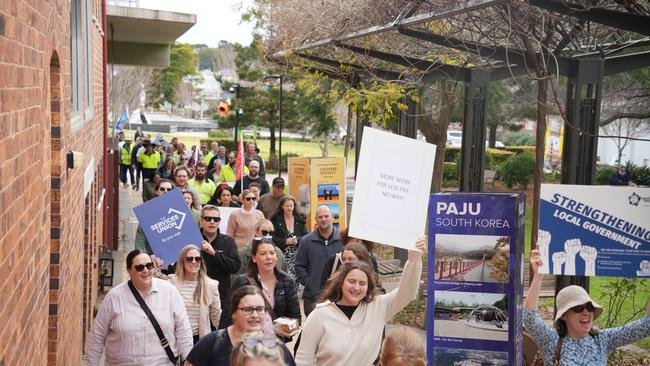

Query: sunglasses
242 336 282 349
238 306 266 315
245 196 257 201
158 187 173 192
133 262 155 272
202 216 221 222
261 230 274 236
571 303 596 313
185 256 202 263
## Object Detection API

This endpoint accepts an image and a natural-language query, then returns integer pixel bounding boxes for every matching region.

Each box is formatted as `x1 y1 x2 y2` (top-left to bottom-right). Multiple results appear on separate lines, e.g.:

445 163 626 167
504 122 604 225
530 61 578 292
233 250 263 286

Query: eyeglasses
261 230 274 236
571 303 596 313
202 216 221 222
238 306 266 315
245 196 257 201
185 256 202 263
158 187 173 192
133 262 155 272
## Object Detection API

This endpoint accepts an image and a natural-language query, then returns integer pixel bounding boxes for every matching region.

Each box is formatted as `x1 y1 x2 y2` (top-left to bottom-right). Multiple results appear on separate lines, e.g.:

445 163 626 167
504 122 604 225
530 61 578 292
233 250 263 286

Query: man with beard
199 205 241 328
294 205 342 316
220 152 249 184
244 141 266 179
188 162 216 205
232 160 269 203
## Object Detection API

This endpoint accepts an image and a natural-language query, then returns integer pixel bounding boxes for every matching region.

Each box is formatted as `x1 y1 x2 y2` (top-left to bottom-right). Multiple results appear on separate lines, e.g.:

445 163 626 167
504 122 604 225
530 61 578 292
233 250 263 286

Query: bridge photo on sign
434 234 510 283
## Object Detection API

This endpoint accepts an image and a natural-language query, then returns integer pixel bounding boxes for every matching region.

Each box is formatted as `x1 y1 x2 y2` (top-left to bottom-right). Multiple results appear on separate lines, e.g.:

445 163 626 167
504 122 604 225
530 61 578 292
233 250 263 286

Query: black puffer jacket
231 268 301 323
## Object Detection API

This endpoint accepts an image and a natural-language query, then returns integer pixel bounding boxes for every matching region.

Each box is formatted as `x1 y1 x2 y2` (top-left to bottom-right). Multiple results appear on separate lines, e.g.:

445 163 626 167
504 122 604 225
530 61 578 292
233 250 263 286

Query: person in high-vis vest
140 142 161 180
119 136 134 188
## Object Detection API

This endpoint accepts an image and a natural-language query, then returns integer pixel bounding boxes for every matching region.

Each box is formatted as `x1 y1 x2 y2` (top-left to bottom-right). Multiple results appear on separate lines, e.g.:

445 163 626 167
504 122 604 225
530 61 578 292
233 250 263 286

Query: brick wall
0 1 105 365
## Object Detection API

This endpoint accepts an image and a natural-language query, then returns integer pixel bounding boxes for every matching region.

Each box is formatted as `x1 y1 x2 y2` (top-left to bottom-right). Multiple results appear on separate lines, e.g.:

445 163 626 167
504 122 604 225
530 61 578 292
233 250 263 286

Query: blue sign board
427 193 525 366
539 184 650 277
133 188 204 264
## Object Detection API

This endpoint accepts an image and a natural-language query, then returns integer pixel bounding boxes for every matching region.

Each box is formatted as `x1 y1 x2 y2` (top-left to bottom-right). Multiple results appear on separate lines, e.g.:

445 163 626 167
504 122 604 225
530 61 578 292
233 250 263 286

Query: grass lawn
120 129 356 167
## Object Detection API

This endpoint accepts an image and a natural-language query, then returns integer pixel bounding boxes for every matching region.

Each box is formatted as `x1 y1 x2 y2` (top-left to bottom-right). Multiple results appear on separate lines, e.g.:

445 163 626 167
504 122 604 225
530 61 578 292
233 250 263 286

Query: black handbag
128 280 179 365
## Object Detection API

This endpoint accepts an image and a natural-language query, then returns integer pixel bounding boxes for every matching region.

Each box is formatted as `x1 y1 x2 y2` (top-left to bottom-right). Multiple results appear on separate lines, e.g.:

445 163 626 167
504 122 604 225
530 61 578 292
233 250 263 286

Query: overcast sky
436 234 503 252
435 291 505 306
139 0 255 47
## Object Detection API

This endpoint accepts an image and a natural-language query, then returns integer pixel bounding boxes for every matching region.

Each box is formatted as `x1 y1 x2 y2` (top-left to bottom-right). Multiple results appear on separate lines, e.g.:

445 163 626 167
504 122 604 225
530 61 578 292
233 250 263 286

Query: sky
139 0 255 47
435 291 505 306
436 234 503 252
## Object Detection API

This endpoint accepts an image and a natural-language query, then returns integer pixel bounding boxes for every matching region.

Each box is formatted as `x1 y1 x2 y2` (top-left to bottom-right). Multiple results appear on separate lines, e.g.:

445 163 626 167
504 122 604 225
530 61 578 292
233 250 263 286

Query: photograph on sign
317 183 340 201
435 234 510 283
349 127 436 251
133 188 204 264
539 184 650 277
434 347 508 366
433 290 508 342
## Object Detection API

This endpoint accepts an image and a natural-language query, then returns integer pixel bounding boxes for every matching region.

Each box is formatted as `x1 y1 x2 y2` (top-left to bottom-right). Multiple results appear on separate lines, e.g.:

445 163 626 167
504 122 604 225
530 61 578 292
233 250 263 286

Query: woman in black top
271 196 307 281
231 238 301 338
208 184 241 208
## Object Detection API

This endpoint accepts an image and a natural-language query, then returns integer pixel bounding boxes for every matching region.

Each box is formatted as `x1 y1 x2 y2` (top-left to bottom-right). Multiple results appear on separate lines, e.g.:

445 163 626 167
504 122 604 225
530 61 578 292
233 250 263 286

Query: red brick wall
0 1 105 365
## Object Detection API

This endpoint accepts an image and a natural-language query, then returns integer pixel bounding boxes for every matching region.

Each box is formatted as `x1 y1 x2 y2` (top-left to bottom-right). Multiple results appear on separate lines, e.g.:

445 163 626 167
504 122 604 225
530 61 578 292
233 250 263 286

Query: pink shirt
226 208 265 249
85 278 193 366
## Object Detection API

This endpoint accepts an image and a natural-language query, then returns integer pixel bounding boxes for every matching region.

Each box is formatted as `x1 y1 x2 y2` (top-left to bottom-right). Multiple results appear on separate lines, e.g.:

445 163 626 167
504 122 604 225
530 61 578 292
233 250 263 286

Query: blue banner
133 188 204 264
427 193 525 366
539 184 650 277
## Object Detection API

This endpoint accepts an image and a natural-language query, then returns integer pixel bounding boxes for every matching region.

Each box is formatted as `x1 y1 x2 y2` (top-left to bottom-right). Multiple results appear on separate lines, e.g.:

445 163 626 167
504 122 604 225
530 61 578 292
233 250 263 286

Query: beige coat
168 275 221 337
295 251 423 366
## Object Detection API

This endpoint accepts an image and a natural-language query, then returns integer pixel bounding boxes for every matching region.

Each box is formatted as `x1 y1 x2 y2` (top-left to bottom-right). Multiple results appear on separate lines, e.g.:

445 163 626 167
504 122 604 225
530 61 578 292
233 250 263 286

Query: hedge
444 147 514 168
496 146 536 155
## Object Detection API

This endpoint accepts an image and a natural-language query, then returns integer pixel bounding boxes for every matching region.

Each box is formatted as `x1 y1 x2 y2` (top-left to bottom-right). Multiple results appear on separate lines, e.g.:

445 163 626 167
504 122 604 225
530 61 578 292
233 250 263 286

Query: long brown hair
245 238 277 277
273 195 303 218
174 245 212 305
318 261 377 304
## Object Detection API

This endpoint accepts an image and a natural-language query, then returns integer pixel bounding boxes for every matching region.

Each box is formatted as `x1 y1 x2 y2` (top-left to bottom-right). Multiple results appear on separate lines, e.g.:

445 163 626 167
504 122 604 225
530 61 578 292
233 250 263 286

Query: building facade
0 0 106 364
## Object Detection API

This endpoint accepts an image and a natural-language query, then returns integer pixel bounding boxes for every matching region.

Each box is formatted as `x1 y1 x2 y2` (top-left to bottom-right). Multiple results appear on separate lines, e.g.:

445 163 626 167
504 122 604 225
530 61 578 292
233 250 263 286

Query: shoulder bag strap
552 337 563 366
246 275 277 319
128 280 178 365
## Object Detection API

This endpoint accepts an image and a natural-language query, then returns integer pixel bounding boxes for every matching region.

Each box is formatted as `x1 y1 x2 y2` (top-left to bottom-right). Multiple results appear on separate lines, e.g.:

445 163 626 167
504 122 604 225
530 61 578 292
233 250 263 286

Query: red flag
235 135 245 179
188 145 199 170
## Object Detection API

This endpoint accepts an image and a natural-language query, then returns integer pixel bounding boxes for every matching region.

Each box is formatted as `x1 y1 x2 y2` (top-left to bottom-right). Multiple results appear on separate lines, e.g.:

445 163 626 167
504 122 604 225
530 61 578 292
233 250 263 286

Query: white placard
217 206 238 233
349 127 436 250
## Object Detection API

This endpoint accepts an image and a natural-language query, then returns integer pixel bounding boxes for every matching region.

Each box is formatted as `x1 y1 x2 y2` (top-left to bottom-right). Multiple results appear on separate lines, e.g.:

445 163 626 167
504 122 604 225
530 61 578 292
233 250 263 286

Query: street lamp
264 75 283 175
229 83 241 148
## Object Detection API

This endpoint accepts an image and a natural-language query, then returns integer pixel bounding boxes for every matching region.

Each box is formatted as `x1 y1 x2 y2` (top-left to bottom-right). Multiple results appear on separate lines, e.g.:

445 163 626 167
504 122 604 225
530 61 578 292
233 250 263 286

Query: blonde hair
380 327 426 366
175 245 212 305
255 219 274 233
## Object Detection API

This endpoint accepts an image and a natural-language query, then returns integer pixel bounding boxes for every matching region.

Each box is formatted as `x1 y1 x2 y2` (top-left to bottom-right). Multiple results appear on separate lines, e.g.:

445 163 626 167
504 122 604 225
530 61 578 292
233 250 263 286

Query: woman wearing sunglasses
227 189 265 249
184 286 295 366
525 249 650 366
230 334 289 366
232 237 300 338
87 249 193 365
168 245 222 344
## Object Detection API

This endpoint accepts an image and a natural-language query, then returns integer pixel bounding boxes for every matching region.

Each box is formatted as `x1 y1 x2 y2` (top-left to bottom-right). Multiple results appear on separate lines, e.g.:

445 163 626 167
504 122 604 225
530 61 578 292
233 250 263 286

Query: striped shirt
177 281 202 335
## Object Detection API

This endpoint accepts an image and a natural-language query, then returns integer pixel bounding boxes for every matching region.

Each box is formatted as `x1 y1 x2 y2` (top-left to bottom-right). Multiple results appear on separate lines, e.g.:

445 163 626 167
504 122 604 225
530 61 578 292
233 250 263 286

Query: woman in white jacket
295 237 425 366
169 244 222 343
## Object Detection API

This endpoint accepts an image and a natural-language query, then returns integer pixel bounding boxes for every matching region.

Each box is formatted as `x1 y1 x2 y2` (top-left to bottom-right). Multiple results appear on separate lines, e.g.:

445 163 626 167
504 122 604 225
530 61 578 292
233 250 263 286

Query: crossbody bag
128 280 179 365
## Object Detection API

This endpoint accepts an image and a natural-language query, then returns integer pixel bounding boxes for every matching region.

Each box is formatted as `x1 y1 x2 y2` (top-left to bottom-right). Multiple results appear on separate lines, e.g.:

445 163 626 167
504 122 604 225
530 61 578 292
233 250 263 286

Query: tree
490 237 510 283
150 43 197 108
108 65 157 124
602 119 650 164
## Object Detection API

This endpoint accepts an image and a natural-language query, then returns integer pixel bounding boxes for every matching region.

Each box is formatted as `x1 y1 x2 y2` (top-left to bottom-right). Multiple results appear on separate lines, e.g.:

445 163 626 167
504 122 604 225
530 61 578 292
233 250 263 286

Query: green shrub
444 146 512 169
626 162 650 186
498 146 536 155
488 148 515 168
498 153 535 188
207 130 232 139
596 165 616 185
444 147 461 162
504 132 535 146
443 162 458 181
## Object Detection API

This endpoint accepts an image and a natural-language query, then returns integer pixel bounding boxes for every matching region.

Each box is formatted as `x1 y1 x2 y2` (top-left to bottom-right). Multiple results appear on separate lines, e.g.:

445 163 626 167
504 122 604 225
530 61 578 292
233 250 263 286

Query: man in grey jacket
294 205 342 316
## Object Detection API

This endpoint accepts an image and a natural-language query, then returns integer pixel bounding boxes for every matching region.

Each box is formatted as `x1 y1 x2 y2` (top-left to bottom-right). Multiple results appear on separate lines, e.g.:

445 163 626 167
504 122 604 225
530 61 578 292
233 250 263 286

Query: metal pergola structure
272 0 650 284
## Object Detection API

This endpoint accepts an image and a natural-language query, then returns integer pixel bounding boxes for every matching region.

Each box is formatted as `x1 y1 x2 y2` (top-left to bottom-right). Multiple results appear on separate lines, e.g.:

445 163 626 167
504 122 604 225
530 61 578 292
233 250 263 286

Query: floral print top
523 308 650 366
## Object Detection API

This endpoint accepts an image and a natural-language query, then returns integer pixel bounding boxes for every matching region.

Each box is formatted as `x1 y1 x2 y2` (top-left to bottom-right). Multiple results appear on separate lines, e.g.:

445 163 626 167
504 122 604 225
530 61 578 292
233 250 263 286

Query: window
70 0 94 131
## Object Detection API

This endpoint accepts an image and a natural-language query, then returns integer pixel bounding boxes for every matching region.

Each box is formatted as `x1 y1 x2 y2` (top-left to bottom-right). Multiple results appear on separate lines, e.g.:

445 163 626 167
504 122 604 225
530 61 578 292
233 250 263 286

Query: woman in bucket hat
524 249 650 365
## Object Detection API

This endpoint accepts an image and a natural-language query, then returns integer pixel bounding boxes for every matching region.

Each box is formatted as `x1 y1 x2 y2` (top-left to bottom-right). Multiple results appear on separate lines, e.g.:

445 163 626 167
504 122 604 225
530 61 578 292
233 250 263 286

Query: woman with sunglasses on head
271 196 307 281
525 249 650 366
227 189 265 249
232 237 300 338
168 245 222 344
159 157 176 180
238 220 288 276
230 333 289 366
87 249 193 366
295 236 425 366
184 286 295 366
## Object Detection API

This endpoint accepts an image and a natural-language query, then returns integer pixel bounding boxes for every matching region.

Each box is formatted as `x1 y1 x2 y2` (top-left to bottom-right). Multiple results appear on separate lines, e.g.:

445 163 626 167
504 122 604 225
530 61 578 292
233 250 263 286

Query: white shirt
86 278 193 366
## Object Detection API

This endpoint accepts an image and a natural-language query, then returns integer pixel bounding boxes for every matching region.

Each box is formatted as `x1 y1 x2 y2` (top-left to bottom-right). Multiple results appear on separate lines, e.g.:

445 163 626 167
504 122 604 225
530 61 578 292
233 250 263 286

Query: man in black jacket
199 204 241 328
